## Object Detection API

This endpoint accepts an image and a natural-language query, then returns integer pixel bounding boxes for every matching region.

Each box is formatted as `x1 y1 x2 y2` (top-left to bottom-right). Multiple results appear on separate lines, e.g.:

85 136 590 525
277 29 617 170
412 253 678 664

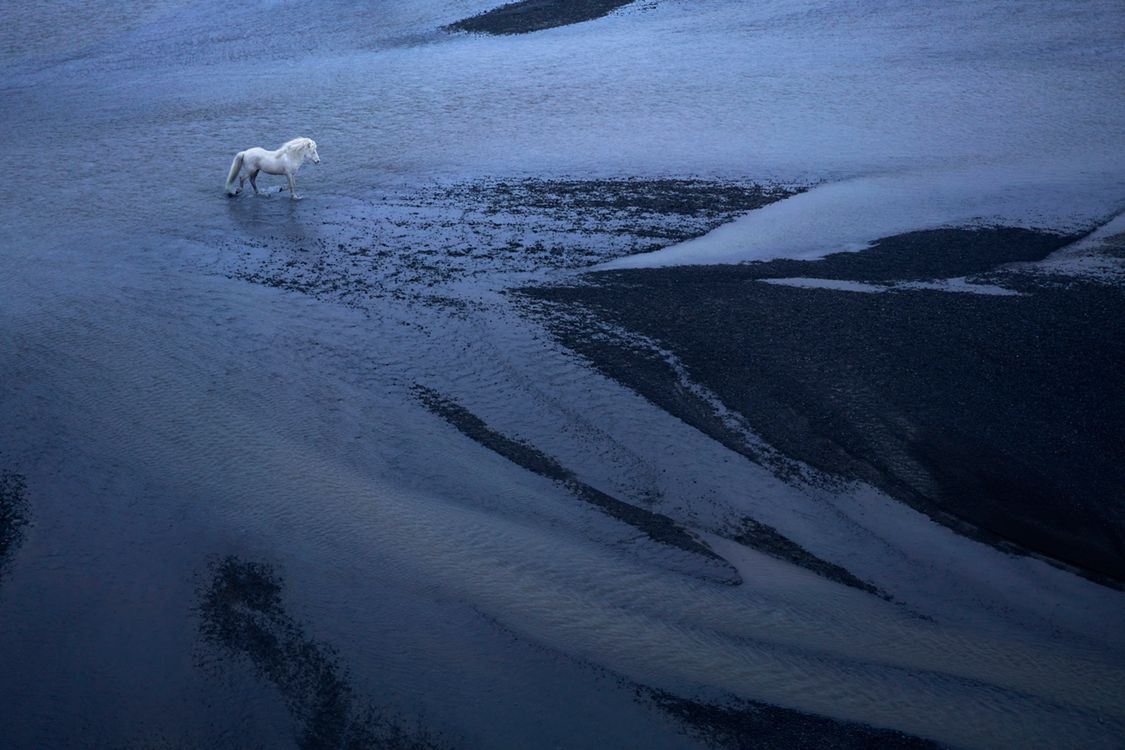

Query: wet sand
448 1 637 36
521 227 1125 587
414 385 741 584
643 688 939 750
202 557 940 750
0 470 28 581
5 0 1125 744
224 178 794 308
5 177 1125 748
201 557 444 750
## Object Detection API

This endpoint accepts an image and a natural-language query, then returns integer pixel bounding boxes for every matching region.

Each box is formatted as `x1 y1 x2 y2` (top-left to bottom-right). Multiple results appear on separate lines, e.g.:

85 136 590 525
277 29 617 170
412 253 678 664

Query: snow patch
762 276 1021 296
1018 211 1125 283
761 278 887 293
606 167 1125 269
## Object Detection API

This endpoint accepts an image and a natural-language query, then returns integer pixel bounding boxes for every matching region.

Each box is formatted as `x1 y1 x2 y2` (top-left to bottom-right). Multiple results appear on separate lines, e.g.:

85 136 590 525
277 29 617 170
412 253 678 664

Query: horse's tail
224 151 245 195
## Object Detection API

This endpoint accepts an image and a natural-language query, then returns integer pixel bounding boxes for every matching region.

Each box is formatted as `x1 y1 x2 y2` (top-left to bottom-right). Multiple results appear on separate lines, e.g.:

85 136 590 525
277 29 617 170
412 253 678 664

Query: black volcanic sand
447 0 636 35
199 558 940 750
474 607 942 750
521 227 1125 587
199 557 444 750
226 179 794 307
730 517 886 598
444 178 794 228
0 470 28 581
641 688 941 750
413 385 741 584
730 226 1076 281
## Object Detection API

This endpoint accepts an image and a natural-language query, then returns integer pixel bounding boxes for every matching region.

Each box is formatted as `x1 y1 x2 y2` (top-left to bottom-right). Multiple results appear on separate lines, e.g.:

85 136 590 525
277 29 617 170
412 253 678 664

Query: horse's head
306 139 320 164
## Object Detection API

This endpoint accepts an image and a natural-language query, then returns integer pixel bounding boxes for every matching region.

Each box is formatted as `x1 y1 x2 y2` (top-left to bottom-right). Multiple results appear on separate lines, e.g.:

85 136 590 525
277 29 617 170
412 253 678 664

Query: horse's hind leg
247 169 260 195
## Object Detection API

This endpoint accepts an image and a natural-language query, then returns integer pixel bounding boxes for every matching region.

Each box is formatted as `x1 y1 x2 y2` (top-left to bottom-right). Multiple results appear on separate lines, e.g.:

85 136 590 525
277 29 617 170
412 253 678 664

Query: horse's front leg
287 173 300 200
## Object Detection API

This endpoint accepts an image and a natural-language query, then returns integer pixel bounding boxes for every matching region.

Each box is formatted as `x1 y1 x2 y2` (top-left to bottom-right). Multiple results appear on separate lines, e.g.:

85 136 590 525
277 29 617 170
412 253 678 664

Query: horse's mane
280 137 313 153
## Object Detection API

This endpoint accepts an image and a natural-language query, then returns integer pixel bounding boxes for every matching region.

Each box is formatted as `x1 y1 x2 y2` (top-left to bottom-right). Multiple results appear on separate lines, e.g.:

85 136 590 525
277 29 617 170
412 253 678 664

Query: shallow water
2 1 1124 748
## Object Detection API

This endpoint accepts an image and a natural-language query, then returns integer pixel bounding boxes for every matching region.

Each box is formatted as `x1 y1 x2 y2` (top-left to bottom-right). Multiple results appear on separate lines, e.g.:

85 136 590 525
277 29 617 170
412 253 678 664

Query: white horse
224 137 320 199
